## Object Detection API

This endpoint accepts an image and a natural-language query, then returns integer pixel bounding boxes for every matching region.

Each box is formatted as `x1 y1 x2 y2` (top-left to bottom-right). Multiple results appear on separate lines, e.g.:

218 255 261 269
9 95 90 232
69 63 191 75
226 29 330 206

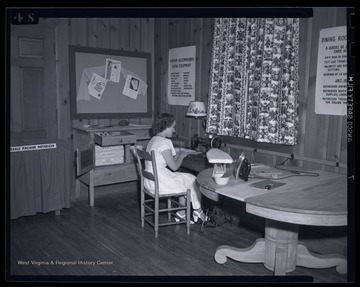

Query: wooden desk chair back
134 146 191 238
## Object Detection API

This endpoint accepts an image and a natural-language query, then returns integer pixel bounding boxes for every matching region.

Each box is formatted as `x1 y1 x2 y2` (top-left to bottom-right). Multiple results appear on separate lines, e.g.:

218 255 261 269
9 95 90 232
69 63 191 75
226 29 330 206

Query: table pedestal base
214 219 347 275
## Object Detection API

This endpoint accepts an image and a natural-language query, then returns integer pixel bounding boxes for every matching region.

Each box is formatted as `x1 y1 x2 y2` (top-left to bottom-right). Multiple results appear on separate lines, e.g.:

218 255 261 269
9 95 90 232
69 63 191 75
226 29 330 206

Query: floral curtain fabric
206 18 299 145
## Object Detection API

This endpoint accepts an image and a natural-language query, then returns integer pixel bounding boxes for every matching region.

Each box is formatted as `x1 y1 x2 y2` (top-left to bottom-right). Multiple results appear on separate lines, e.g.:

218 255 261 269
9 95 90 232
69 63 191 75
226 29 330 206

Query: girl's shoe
174 212 194 224
193 210 208 223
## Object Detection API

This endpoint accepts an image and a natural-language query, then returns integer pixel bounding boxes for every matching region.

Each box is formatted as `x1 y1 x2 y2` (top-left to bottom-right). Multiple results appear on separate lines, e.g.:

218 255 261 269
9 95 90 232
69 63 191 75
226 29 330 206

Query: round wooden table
197 167 348 276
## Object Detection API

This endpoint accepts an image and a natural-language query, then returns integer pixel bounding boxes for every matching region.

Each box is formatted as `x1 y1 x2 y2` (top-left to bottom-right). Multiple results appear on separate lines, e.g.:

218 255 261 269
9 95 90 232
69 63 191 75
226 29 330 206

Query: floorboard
8 189 349 283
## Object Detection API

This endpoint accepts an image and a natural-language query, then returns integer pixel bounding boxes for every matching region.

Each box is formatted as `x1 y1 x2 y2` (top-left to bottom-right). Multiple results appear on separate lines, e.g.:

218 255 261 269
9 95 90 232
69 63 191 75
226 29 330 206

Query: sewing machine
191 133 223 152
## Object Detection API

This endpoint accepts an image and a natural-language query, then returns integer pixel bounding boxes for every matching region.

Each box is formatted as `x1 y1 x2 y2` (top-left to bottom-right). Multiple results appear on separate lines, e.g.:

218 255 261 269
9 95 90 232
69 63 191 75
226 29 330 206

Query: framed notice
315 26 347 115
167 46 196 106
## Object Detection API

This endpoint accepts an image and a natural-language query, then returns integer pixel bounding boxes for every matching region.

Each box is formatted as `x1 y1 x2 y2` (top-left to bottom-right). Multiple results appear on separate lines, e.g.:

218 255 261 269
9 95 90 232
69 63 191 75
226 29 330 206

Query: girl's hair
151 113 174 135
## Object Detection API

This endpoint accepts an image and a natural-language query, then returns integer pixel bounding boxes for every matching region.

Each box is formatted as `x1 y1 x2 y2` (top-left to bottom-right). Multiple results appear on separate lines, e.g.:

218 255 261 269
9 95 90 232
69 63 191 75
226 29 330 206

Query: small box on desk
94 131 137 146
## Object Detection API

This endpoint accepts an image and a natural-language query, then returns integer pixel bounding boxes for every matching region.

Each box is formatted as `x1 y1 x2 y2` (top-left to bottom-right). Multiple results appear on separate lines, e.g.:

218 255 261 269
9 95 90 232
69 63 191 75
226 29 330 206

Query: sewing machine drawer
127 128 151 140
94 131 137 146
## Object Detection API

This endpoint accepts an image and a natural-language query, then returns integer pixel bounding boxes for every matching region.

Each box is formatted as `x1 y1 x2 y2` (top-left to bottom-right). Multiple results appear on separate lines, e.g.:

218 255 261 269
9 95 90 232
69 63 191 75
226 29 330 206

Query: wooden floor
8 188 349 283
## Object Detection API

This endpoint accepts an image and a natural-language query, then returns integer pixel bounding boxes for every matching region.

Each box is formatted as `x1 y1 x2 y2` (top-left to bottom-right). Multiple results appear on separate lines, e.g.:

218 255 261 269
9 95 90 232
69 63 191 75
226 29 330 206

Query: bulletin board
69 45 152 119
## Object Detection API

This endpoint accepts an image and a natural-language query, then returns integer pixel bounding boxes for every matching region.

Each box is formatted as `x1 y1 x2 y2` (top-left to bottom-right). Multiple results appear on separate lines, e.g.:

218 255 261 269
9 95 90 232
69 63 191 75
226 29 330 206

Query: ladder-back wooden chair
134 147 191 238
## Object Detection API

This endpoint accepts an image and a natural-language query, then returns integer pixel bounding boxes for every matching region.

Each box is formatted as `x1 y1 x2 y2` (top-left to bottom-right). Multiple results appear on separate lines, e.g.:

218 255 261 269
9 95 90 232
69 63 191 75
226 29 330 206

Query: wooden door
10 24 58 140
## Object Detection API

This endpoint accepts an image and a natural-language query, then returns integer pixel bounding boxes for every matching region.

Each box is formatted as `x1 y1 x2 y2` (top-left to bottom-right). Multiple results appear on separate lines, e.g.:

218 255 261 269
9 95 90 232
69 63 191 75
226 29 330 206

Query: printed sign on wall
167 46 196 106
315 26 347 115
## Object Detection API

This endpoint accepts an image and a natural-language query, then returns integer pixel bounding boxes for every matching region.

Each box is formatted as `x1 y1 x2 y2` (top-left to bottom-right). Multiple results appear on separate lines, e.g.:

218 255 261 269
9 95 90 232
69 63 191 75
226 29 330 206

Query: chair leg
154 197 159 238
167 198 171 221
186 189 191 235
140 191 145 227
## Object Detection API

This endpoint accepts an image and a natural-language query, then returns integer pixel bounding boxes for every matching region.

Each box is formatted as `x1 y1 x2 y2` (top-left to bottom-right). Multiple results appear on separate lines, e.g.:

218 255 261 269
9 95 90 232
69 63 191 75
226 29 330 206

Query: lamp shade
186 101 207 117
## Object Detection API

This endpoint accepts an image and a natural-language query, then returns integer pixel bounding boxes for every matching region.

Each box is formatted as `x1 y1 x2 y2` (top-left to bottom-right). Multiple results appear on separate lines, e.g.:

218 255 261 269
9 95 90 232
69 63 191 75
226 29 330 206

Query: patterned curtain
206 18 299 145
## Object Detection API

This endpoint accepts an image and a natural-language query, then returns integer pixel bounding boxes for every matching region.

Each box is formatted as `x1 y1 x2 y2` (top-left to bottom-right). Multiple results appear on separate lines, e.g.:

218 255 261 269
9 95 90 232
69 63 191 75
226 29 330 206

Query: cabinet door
11 23 57 140
76 143 95 176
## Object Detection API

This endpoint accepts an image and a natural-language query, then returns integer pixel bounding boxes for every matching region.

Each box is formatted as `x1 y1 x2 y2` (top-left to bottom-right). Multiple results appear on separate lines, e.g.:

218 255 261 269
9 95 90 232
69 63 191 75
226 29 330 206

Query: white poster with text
315 26 347 115
167 46 196 106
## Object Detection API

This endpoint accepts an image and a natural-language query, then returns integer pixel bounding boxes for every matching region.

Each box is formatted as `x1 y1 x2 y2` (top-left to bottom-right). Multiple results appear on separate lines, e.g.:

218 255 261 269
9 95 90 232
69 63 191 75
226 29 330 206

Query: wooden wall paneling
69 18 89 195
55 19 71 141
87 18 99 126
140 18 154 125
321 115 330 171
119 18 130 51
154 19 162 119
87 18 98 48
323 8 343 173
297 18 313 168
109 18 121 50
54 19 74 194
172 19 180 138
161 19 169 115
140 18 151 54
176 17 190 140
167 19 177 130
339 116 347 169
128 18 141 126
69 18 87 47
194 18 204 137
109 18 122 126
180 18 192 142
326 115 340 173
87 18 101 126
129 18 141 53
302 9 330 171
176 18 187 140
70 18 91 127
188 19 197 141
200 18 214 139
334 117 344 173
336 8 348 172
128 17 141 129
97 18 110 49
333 8 347 173
97 18 112 126
179 18 194 143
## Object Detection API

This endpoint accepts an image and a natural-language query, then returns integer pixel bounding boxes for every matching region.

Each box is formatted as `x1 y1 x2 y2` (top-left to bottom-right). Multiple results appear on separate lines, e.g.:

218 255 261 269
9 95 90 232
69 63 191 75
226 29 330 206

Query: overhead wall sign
315 26 347 116
167 46 196 106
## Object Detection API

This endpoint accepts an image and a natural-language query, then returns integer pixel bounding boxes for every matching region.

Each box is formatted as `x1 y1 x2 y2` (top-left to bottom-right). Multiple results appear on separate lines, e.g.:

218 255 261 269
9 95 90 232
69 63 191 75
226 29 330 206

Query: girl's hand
178 151 189 159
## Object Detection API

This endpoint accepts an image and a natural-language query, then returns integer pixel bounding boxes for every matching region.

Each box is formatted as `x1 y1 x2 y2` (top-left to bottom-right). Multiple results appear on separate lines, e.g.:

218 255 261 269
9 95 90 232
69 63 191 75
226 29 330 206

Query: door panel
21 69 44 131
11 24 57 140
